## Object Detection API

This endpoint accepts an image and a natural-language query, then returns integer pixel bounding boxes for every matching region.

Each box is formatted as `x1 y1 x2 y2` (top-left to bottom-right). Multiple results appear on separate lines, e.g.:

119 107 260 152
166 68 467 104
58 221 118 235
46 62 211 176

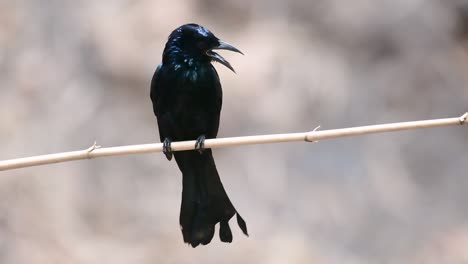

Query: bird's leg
195 135 206 154
163 138 173 160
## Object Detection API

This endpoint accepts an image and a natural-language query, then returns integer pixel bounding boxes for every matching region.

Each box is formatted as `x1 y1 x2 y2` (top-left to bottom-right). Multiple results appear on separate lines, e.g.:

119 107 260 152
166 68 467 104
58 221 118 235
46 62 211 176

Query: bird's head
164 23 243 72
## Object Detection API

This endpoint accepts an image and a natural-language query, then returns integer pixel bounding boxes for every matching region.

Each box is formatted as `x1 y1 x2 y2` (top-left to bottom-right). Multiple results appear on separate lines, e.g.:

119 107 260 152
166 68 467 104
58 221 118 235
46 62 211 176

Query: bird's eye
197 41 210 51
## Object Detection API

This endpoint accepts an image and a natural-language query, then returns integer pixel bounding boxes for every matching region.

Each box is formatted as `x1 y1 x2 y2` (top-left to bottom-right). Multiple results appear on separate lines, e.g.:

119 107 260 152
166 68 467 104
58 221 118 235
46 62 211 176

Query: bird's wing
150 63 172 142
150 63 163 117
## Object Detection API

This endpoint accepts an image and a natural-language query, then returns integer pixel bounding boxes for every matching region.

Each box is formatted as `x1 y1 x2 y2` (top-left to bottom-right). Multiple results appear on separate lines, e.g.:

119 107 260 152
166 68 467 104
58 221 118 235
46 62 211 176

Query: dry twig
0 113 466 171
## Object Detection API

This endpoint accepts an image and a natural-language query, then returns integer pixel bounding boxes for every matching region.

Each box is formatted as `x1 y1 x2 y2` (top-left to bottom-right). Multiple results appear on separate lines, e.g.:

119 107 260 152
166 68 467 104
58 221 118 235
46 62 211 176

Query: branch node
85 141 101 159
305 125 321 143
459 112 468 125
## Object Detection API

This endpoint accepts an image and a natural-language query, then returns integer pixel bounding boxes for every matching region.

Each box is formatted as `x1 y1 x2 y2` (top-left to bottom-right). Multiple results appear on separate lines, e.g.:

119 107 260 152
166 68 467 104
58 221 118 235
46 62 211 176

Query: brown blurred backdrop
1 0 468 263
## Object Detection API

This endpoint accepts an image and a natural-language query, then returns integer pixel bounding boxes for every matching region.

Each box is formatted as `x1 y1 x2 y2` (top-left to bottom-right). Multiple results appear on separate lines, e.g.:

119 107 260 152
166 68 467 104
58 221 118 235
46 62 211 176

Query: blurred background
1 0 468 263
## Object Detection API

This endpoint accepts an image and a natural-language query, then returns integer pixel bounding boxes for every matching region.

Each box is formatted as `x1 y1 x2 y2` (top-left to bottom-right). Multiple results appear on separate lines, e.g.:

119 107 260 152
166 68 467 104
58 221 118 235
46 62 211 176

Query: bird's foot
163 138 173 160
195 135 206 154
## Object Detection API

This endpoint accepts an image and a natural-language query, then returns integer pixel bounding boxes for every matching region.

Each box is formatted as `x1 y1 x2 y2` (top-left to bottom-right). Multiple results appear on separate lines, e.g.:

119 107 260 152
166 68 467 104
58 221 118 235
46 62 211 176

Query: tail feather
236 213 248 236
174 149 247 247
219 220 233 242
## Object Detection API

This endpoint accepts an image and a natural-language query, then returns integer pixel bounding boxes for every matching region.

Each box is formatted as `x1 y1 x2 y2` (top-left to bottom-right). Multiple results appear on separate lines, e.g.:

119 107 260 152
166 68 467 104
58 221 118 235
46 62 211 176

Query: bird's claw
195 135 206 154
163 138 173 160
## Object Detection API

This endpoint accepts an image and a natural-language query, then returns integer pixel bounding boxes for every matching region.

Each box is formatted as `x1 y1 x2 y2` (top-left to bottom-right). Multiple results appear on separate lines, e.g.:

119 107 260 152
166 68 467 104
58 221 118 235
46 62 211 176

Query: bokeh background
1 0 468 263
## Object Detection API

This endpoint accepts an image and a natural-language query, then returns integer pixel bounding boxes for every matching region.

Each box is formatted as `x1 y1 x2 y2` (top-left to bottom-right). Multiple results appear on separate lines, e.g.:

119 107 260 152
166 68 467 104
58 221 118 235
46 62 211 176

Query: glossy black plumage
150 24 247 247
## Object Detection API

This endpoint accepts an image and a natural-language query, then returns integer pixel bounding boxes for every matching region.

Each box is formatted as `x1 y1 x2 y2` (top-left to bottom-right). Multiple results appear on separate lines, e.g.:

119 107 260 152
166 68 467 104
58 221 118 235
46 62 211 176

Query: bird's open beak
207 40 243 73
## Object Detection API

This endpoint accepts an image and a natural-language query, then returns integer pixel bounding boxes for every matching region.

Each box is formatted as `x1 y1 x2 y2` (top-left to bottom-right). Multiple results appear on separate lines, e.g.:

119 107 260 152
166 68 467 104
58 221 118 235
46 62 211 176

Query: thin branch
0 112 466 172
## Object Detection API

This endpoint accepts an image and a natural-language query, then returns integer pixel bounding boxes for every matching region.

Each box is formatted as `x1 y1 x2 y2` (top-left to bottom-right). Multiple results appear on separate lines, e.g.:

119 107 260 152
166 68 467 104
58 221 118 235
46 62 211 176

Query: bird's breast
183 68 199 83
173 63 216 89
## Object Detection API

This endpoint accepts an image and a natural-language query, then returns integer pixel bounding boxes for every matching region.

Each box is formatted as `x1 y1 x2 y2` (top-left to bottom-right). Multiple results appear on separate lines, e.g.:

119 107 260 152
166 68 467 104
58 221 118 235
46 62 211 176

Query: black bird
150 24 248 247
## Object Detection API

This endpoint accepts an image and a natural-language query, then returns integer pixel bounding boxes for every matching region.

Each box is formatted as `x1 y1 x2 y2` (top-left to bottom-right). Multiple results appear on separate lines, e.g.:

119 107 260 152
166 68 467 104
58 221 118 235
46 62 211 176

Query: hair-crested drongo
150 24 248 247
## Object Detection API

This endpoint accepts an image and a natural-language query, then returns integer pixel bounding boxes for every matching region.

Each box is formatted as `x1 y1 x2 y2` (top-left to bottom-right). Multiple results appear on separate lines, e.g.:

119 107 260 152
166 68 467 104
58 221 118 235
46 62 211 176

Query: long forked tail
174 149 248 247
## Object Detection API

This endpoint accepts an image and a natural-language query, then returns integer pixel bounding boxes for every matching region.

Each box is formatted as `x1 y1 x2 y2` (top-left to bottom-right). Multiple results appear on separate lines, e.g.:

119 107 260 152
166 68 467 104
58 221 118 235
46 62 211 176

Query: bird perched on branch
150 24 248 247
